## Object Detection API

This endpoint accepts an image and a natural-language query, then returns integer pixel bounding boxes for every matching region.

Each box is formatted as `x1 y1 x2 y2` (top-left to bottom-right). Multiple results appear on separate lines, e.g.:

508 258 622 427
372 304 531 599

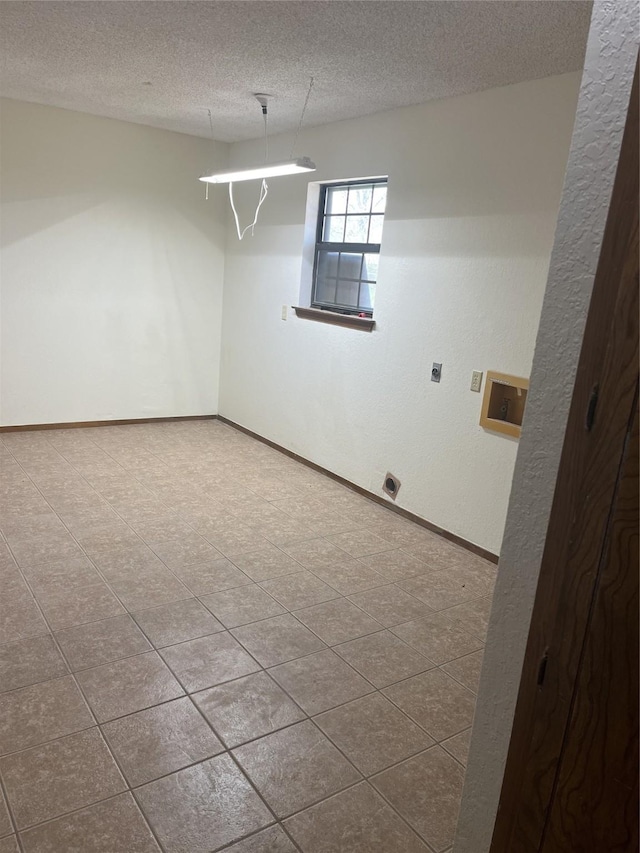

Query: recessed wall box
480 371 529 439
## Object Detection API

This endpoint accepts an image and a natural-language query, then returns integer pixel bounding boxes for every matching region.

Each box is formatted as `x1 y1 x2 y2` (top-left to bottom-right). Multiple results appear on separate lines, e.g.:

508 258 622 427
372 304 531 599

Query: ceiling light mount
253 93 272 114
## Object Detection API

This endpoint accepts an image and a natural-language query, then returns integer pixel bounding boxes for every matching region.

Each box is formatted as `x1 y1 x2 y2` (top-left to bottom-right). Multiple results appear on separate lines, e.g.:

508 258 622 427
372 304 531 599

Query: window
312 179 387 316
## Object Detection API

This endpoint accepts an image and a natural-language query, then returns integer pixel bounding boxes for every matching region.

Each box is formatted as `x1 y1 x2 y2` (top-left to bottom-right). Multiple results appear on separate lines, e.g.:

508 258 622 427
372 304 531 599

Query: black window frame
311 178 387 317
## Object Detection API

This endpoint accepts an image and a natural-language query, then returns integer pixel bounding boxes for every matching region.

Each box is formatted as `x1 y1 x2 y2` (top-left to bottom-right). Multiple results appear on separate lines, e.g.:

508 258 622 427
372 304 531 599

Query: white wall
0 98 228 425
455 4 639 850
219 73 580 554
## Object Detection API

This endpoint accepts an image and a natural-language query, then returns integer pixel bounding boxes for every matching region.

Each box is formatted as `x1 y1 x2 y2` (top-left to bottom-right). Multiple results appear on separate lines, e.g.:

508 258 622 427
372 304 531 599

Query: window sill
292 306 375 331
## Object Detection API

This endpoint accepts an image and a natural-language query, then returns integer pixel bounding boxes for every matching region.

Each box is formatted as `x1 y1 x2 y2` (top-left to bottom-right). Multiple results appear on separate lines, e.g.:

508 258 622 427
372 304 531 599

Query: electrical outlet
471 370 483 392
281 305 287 321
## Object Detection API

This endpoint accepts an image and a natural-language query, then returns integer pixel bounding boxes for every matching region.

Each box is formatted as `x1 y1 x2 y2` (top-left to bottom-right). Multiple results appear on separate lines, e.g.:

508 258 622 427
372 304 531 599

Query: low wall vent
382 472 401 500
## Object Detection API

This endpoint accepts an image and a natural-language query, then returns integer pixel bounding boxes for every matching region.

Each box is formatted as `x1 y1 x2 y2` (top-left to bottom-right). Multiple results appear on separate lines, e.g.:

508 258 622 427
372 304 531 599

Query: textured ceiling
0 1 591 142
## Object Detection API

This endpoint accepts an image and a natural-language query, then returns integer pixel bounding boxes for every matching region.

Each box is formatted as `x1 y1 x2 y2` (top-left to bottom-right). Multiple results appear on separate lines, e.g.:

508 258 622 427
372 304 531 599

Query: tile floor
0 420 496 853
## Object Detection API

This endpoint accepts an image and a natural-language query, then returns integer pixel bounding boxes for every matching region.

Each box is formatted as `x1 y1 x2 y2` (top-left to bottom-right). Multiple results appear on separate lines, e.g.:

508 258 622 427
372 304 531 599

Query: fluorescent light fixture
200 156 316 184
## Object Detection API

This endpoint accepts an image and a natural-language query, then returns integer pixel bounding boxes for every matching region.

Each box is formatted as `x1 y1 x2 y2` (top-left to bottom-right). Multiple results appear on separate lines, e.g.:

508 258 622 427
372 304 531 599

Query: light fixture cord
229 179 268 240
205 108 216 201
289 76 314 158
228 101 271 240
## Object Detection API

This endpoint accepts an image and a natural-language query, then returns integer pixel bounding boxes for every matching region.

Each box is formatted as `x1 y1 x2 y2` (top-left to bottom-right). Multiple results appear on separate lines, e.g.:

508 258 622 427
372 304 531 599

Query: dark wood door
490 59 639 853
540 395 638 853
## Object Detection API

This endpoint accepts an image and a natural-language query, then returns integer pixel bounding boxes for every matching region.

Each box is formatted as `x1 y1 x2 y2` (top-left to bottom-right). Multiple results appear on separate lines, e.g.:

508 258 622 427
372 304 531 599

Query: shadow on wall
0 98 227 248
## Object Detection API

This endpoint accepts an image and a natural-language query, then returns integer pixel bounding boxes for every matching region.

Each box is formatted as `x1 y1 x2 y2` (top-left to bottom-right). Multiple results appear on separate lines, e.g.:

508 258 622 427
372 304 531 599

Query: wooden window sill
292 306 375 331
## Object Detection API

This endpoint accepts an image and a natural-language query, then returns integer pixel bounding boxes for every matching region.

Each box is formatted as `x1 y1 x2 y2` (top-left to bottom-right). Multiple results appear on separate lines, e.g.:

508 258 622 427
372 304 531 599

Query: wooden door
490 60 639 853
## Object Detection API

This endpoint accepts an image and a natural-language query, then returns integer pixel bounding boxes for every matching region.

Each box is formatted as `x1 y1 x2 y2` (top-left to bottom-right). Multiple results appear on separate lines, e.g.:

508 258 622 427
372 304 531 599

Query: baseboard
216 415 499 564
0 414 217 433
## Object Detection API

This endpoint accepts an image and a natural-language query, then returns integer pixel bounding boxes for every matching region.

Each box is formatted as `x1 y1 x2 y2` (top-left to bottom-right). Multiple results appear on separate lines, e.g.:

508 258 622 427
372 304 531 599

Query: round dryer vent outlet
382 472 401 500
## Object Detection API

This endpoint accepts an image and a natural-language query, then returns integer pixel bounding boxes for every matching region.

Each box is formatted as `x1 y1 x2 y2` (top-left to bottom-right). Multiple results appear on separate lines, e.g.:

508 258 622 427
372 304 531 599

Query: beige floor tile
359 548 431 581
231 614 326 667
280 538 351 570
443 595 493 641
136 755 272 853
0 597 49 645
1 423 489 853
293 598 383 645
102 696 224 786
19 793 161 853
173 558 252 595
7 533 84 568
91 544 166 581
76 651 184 722
436 562 495 599
441 649 484 694
259 520 319 548
36 582 126 630
310 560 387 595
371 747 465 851
132 517 196 544
194 671 304 748
0 835 20 853
0 789 12 838
0 728 126 829
1 513 64 540
284 782 430 852
20 557 101 596
403 535 468 567
203 526 271 558
74 523 141 556
271 497 330 520
315 692 434 776
391 612 483 664
0 676 94 755
233 720 361 818
397 573 480 611
109 568 192 612
159 631 261 692
0 634 68 693
269 649 373 715
383 669 476 742
231 546 303 582
148 535 223 570
224 825 297 852
441 728 472 767
55 614 151 671
259 571 339 611
325 530 395 559
303 511 363 537
133 598 223 647
348 584 433 627
334 630 435 688
200 584 286 628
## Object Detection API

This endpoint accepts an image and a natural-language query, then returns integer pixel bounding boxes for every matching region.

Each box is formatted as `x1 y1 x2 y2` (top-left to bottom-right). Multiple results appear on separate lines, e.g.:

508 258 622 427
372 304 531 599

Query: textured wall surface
454 3 639 850
219 73 580 554
0 99 229 425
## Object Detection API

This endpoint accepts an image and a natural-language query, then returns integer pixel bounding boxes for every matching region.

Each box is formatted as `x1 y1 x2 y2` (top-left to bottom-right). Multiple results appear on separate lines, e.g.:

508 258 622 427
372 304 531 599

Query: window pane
314 275 337 305
359 282 376 311
362 253 379 282
336 279 360 308
372 185 387 213
323 215 345 242
338 253 363 281
347 185 373 213
317 251 339 280
326 187 347 215
344 215 369 243
368 215 384 244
